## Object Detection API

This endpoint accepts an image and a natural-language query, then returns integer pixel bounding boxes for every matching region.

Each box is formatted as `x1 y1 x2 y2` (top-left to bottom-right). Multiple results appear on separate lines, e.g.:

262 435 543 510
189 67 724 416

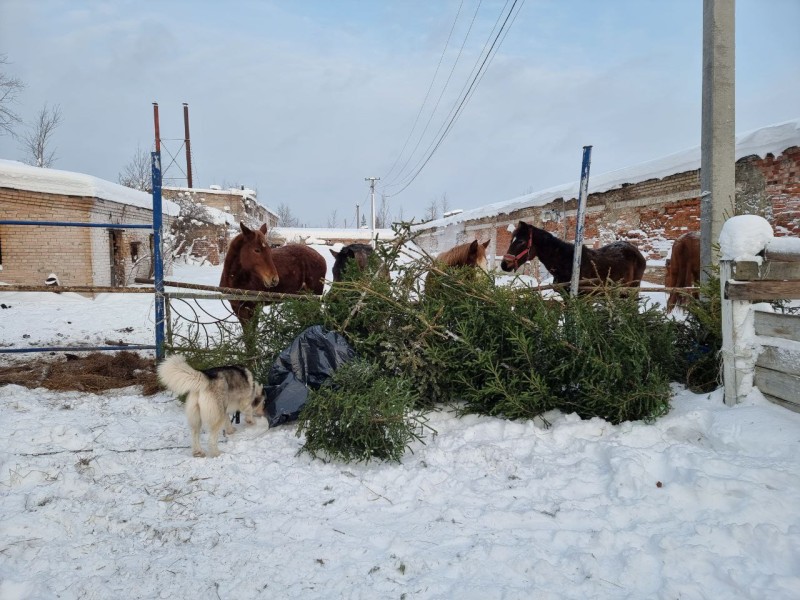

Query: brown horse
330 243 375 282
436 239 490 270
220 223 326 325
425 239 490 294
500 221 646 293
665 231 700 312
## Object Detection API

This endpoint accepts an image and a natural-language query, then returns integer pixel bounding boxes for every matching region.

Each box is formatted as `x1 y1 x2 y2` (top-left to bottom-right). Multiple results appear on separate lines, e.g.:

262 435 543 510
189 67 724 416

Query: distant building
412 119 800 283
162 185 278 265
269 227 395 247
0 160 178 287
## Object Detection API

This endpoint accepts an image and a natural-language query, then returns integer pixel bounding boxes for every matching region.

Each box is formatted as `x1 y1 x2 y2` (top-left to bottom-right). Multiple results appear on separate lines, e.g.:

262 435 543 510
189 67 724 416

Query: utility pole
700 0 735 281
356 204 360 229
365 177 380 243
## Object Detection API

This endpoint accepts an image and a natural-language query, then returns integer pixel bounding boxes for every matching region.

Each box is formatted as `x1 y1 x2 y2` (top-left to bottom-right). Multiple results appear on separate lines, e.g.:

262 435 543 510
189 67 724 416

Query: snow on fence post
570 145 592 298
720 259 746 405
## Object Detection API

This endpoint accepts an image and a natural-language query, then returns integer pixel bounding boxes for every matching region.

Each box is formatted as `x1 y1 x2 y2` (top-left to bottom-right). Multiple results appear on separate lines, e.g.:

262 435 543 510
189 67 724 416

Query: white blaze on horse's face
477 254 488 272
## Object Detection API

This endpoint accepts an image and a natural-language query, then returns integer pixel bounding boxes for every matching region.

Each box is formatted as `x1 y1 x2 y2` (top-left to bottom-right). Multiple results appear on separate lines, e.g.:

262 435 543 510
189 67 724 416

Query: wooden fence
721 241 800 411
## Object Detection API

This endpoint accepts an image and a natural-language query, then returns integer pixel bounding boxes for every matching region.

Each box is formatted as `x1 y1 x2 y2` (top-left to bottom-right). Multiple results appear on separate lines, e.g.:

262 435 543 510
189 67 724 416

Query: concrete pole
700 0 735 282
365 177 380 243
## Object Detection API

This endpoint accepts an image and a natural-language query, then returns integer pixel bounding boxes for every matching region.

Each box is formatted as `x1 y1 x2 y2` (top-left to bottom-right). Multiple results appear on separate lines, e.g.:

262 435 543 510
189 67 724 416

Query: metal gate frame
0 152 166 359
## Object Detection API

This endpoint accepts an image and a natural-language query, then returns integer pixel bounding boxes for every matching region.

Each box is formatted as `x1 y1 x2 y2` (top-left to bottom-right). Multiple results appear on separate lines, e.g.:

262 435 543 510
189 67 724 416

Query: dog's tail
157 355 208 396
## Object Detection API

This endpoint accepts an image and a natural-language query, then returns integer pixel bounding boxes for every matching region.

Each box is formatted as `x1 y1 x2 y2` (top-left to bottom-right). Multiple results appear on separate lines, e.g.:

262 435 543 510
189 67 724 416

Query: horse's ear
259 223 268 234
481 240 490 249
519 220 529 228
240 222 253 236
468 240 479 256
330 249 339 259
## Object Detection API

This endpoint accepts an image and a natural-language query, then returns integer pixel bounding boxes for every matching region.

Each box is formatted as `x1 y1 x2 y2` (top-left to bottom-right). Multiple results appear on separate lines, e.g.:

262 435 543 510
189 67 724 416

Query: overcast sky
1 0 798 227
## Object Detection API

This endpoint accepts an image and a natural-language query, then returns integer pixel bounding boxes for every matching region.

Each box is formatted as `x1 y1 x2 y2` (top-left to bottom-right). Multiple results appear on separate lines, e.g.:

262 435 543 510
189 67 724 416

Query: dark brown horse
220 223 326 325
500 221 646 293
330 243 375 282
665 231 700 312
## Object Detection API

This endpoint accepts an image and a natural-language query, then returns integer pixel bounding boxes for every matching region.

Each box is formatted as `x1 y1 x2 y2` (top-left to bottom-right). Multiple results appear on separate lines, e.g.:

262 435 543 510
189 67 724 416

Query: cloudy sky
0 0 798 227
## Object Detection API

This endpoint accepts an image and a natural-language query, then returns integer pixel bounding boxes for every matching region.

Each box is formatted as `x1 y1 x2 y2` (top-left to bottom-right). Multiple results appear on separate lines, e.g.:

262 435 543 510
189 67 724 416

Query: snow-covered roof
414 118 800 230
271 227 396 245
0 159 179 216
163 185 276 218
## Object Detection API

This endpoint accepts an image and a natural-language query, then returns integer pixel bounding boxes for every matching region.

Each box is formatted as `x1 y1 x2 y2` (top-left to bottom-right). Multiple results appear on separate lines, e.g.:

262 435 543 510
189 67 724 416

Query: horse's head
467 239 490 271
330 243 375 282
500 221 535 272
237 222 279 288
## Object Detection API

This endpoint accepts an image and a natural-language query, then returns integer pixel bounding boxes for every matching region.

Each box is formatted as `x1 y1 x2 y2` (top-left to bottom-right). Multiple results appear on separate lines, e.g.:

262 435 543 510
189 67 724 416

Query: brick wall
415 146 800 283
0 188 170 286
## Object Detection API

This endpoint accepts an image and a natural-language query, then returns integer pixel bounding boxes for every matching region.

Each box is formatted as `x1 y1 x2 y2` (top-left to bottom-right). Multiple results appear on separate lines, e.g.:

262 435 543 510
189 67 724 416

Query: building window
130 241 141 263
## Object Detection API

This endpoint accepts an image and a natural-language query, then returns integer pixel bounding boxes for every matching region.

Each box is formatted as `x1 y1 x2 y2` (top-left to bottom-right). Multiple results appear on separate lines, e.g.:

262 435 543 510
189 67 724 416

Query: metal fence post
570 145 592 297
152 152 165 360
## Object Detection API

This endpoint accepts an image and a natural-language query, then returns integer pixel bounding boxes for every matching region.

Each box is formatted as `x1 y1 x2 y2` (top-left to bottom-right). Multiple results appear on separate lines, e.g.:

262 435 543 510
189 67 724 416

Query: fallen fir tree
175 226 722 463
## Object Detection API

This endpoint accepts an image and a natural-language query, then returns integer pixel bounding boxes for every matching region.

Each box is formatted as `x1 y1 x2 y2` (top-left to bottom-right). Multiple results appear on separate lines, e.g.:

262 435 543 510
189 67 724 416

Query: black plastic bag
264 325 356 427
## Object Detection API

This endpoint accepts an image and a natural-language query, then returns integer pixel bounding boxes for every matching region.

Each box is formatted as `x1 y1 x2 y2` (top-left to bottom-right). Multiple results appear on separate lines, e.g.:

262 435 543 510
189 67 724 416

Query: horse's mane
436 242 480 267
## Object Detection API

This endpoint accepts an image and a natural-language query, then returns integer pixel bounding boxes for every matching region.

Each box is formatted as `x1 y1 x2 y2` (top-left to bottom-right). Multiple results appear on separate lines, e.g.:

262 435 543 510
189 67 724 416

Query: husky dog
157 355 265 458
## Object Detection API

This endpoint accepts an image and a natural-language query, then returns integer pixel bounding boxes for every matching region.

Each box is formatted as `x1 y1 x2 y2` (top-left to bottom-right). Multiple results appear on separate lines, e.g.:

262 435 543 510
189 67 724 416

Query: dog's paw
245 417 255 425
192 449 206 458
208 450 221 458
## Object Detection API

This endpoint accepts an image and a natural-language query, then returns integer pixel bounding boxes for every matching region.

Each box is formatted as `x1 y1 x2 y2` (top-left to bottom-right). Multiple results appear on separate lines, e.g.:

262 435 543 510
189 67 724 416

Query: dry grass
0 351 160 395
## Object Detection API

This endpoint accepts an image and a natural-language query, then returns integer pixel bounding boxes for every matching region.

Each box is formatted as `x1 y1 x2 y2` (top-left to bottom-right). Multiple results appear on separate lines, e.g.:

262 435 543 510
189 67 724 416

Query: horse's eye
254 248 261 253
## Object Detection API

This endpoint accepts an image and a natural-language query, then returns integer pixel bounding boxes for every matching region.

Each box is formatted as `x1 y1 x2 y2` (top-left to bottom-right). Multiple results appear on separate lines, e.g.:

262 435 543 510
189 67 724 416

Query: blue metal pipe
152 151 165 360
0 346 156 354
0 220 151 229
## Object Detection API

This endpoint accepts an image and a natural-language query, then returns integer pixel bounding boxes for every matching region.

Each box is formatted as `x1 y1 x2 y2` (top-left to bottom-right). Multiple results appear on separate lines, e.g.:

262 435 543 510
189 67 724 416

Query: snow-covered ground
1 262 799 599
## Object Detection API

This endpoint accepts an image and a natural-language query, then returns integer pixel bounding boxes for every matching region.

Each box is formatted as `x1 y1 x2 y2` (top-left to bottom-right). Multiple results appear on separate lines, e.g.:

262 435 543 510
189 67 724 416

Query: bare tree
327 208 338 228
275 202 299 227
0 54 24 137
167 194 215 261
438 193 451 216
118 144 152 192
375 194 392 228
22 103 62 167
423 197 439 222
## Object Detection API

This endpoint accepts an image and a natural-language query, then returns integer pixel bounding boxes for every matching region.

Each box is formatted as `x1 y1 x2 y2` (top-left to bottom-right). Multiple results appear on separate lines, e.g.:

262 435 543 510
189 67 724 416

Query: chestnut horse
330 243 375 282
220 223 326 325
500 221 646 293
665 231 700 312
425 239 490 293
436 239 490 270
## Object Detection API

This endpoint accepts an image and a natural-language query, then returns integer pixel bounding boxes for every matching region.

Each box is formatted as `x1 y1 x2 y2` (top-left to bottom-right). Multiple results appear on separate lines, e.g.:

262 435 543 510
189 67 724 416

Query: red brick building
0 160 178 286
412 120 800 283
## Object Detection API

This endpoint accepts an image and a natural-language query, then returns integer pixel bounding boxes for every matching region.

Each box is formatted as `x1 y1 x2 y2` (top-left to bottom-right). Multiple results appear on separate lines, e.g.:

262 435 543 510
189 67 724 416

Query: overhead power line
383 0 524 199
382 0 467 184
